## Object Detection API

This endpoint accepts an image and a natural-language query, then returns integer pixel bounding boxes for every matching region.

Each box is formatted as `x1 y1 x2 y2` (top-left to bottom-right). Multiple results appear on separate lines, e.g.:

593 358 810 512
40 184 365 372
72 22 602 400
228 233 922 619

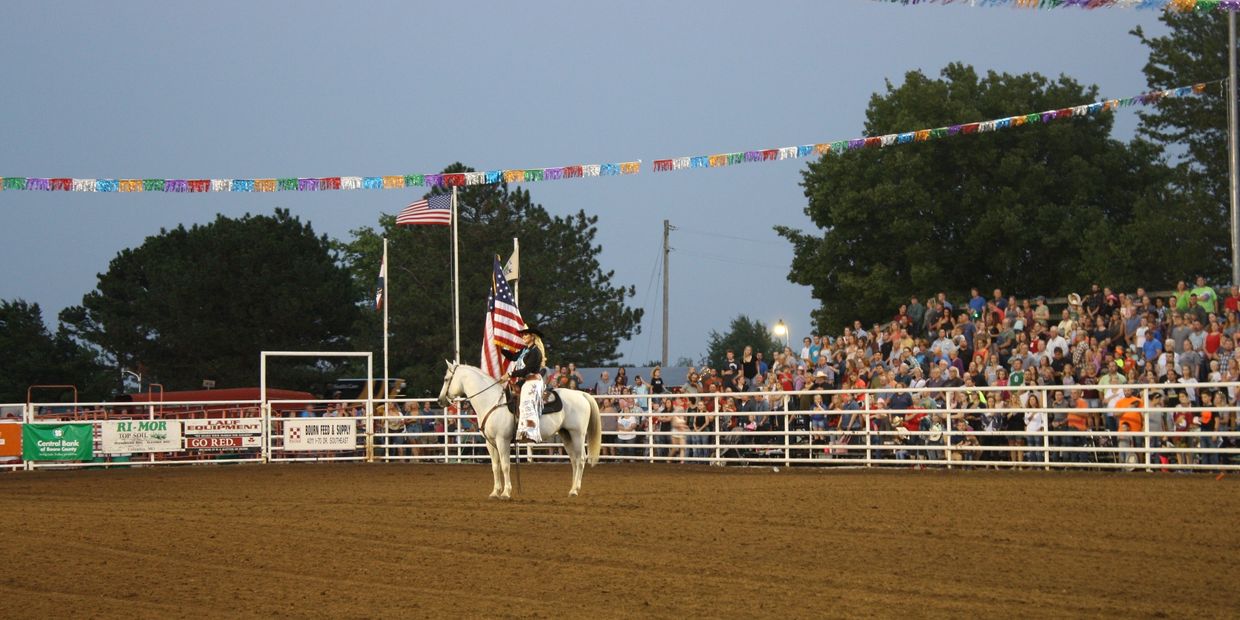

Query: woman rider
501 326 546 442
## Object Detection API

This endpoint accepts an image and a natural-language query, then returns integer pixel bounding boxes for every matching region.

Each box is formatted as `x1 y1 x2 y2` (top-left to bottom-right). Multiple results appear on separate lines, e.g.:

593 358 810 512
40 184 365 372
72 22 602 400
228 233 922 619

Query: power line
676 226 788 247
675 249 789 271
641 246 662 364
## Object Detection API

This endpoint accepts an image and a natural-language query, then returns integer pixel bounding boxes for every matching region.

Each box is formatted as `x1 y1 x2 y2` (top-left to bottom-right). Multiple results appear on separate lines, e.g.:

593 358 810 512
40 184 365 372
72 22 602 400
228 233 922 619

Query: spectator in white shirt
1044 326 1069 361
1178 365 1199 404
1023 393 1048 463
616 411 640 459
1156 342 1179 379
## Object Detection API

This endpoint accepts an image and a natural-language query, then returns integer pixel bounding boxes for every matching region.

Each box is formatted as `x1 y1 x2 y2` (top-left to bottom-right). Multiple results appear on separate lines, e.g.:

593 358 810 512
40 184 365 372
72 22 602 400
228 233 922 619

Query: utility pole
1229 12 1239 286
662 219 672 367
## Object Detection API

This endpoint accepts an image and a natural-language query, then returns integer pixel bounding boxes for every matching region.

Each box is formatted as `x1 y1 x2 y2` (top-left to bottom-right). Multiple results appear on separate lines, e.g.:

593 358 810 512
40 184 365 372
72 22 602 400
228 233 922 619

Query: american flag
396 193 452 226
481 256 525 378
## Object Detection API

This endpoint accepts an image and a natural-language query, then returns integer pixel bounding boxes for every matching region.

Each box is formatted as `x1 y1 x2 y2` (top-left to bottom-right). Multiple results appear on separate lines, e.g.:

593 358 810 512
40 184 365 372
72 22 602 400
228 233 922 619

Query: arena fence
8 382 1240 472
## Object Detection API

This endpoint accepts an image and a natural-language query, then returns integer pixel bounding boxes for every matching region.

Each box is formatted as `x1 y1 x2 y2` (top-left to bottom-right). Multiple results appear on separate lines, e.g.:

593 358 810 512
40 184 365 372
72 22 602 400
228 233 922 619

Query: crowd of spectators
564 278 1238 469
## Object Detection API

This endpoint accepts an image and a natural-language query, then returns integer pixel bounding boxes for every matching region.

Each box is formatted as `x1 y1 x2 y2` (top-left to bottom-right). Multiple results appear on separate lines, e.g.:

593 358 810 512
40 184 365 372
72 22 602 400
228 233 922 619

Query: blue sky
0 1 1173 365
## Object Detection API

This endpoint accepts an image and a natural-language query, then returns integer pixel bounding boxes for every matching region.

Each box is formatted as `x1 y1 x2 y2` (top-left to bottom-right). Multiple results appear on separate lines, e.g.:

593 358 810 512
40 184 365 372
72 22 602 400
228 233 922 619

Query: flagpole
512 237 520 306
382 236 390 398
452 186 461 364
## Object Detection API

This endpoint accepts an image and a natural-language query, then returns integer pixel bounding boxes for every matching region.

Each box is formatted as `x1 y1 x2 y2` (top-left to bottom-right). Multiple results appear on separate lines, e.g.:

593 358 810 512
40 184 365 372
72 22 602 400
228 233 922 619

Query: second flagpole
383 236 389 397
452 186 461 364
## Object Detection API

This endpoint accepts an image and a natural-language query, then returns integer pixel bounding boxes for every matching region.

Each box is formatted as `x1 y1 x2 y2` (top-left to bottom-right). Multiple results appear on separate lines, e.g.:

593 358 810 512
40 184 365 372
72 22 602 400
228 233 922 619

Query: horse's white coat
439 361 602 499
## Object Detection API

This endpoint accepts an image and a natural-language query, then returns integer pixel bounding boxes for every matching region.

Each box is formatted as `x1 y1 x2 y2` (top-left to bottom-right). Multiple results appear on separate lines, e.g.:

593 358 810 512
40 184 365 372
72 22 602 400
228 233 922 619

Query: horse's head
438 360 460 407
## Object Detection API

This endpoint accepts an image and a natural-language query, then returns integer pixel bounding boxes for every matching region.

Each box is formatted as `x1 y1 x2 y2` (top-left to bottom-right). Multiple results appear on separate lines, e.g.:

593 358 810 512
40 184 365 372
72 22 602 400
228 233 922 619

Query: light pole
773 319 789 349
121 368 142 391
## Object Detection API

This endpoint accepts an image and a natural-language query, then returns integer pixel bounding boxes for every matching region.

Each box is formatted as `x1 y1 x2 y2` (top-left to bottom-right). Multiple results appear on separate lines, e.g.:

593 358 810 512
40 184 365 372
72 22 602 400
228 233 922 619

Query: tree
0 299 112 402
343 163 643 396
778 63 1187 334
61 209 360 391
1134 12 1233 279
702 315 780 370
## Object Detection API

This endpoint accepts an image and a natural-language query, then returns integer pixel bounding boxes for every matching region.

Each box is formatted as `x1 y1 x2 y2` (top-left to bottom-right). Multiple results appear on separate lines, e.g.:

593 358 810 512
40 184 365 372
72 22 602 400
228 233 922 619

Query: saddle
505 387 564 416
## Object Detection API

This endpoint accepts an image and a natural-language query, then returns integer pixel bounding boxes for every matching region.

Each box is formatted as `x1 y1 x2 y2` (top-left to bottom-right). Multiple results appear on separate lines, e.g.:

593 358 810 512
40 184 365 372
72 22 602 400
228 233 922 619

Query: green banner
22 424 93 461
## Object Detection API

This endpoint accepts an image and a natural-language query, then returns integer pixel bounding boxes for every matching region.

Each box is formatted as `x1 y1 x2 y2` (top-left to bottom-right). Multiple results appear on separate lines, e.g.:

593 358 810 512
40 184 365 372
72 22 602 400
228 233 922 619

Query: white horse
438 361 602 499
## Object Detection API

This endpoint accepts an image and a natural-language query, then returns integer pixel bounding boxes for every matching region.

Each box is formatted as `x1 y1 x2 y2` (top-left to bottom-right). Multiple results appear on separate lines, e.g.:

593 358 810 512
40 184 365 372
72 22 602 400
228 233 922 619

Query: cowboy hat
518 326 545 338
1068 293 1082 306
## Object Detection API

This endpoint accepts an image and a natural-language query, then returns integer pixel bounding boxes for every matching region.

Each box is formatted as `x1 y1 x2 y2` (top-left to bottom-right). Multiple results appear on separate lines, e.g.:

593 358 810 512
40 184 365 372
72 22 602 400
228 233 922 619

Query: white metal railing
6 381 1238 472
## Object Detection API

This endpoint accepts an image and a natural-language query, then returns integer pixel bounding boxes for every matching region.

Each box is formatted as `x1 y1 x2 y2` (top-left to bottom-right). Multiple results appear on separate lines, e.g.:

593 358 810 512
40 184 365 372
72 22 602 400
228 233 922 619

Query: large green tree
1134 12 1232 279
344 163 643 396
0 299 112 402
779 63 1189 334
701 315 780 370
61 209 359 391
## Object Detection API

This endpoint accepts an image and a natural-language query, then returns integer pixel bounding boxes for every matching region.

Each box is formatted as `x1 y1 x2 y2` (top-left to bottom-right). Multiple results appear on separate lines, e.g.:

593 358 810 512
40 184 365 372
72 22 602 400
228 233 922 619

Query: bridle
445 364 509 434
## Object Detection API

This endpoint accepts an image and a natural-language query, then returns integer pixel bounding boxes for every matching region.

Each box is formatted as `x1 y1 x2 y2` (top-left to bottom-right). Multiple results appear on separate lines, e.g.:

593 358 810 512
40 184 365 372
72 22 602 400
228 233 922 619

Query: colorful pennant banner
0 162 641 194
0 82 1218 194
871 0 1240 11
651 81 1215 175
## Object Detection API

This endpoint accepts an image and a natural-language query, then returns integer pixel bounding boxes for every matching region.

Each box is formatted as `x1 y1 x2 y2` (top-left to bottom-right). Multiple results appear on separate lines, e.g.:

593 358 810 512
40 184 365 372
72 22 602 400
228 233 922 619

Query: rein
448 365 509 435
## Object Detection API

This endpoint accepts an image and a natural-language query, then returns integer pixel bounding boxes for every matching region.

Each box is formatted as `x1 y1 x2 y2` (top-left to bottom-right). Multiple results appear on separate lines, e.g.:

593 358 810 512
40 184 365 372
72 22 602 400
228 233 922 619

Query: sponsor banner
101 420 182 454
283 419 356 451
183 418 263 436
22 424 94 461
185 435 260 450
0 421 21 458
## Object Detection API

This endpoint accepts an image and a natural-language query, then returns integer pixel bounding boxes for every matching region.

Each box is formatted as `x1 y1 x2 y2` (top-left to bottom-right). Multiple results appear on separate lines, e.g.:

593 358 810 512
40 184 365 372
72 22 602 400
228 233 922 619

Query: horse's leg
559 429 581 497
575 428 588 494
486 438 502 499
496 433 513 500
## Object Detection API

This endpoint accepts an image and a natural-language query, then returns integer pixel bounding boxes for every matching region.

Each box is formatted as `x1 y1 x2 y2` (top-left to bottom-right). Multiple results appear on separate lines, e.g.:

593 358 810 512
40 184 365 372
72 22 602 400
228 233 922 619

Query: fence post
649 399 659 463
863 392 872 468
1142 387 1151 472
149 404 157 465
1041 386 1050 471
781 394 789 467
714 395 722 466
945 392 953 470
366 395 375 465
23 402 32 471
262 402 271 464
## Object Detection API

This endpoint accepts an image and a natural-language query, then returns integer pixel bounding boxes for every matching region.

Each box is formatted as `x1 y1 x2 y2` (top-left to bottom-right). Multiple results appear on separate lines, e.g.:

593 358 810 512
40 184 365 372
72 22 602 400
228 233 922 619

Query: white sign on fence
184 419 263 436
283 420 356 451
101 420 182 453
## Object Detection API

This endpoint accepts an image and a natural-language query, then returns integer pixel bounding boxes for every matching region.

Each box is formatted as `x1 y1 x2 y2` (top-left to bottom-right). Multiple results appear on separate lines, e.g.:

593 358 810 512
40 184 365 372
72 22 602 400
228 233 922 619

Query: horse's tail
586 392 602 466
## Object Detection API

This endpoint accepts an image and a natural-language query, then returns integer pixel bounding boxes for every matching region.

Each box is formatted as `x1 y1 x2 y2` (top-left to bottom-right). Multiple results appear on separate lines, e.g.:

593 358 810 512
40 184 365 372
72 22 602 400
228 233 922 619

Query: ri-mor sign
101 420 183 453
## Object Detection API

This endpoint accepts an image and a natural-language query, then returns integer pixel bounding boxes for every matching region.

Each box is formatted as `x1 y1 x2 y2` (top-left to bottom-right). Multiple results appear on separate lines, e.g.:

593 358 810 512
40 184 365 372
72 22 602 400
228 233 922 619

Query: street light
120 368 142 392
773 319 789 348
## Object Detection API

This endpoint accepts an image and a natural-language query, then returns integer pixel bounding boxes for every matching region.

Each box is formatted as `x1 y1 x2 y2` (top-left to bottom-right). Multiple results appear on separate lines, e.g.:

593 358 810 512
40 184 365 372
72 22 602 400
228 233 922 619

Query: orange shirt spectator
1067 397 1090 431
1116 395 1144 433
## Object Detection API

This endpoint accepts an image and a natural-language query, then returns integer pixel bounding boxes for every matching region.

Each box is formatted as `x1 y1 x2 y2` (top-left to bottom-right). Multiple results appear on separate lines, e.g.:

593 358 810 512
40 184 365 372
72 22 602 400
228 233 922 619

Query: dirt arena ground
1 463 1237 618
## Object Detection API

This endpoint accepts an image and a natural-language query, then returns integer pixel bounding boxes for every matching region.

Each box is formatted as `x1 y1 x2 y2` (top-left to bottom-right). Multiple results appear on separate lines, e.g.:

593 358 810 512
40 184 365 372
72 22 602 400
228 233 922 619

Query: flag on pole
375 247 387 312
481 256 525 378
503 244 519 282
396 193 452 226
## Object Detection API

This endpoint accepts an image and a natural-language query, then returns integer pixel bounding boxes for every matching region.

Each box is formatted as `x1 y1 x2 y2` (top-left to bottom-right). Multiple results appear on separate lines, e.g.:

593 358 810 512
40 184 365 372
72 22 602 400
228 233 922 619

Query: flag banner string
0 162 642 194
650 81 1216 175
870 0 1240 12
0 81 1217 194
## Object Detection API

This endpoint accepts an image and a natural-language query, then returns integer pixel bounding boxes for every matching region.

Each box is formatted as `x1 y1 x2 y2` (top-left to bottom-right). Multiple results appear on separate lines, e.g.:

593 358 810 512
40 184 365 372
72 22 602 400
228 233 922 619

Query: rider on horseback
501 326 546 443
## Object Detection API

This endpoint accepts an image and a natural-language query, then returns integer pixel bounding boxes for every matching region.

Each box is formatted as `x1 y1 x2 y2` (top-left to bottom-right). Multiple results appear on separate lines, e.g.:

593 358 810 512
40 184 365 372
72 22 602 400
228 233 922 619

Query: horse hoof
569 490 578 497
488 492 499 499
